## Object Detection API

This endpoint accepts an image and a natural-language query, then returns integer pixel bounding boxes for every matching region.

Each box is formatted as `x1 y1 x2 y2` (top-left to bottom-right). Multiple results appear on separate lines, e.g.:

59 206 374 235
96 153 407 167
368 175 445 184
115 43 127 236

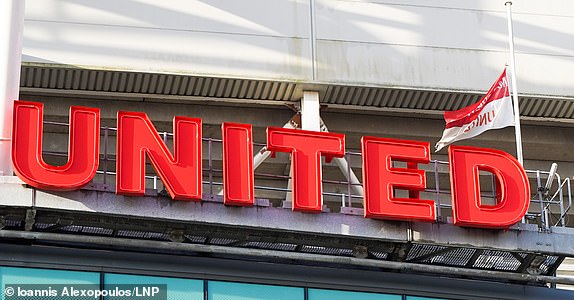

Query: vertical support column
301 91 320 131
295 91 321 200
0 0 25 176
285 91 320 204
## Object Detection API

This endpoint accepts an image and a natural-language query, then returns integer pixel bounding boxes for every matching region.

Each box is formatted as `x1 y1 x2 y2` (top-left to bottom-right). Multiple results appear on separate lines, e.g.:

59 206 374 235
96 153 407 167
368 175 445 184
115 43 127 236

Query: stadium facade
1 1 574 299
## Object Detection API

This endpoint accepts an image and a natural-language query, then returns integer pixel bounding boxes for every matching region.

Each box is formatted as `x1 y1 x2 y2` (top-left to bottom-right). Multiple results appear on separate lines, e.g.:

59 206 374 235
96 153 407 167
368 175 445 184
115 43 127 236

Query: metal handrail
40 123 573 229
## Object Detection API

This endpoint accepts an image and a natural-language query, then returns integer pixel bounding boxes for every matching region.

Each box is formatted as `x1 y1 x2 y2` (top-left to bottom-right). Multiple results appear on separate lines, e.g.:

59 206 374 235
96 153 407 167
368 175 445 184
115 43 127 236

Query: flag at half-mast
435 69 515 152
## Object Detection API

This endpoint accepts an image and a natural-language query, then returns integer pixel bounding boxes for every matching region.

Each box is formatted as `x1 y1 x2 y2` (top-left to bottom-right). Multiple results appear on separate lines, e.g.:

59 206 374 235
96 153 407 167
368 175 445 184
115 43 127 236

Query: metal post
561 178 572 226
557 174 565 226
320 118 364 197
0 0 25 176
103 127 108 185
285 168 293 203
333 155 364 197
505 1 524 165
217 117 298 196
536 170 545 228
253 147 271 170
208 138 213 197
434 160 441 219
346 153 352 207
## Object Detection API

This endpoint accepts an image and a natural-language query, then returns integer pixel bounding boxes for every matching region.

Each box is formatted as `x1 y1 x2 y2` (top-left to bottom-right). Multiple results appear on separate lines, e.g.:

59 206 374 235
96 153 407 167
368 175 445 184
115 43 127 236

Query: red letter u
12 101 100 190
116 112 202 200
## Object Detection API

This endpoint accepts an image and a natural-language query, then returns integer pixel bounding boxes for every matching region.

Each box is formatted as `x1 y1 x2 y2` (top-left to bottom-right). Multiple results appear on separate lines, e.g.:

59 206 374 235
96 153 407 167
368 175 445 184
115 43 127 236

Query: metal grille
473 250 522 271
300 246 354 256
411 247 476 267
541 256 561 274
185 235 208 243
34 223 55 230
407 244 447 261
323 84 574 119
20 65 574 119
242 241 298 251
60 225 83 233
209 238 238 245
80 226 114 235
116 230 170 240
371 251 389 260
20 66 297 101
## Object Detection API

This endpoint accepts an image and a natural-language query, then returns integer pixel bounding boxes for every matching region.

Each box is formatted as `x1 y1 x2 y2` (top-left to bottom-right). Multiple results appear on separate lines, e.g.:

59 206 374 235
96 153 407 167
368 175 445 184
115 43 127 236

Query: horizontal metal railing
40 122 573 229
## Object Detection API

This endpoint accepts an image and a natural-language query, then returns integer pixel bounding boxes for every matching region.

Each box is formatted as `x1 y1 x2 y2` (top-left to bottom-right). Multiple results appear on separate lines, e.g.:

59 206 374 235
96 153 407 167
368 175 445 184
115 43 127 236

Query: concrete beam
301 91 320 131
0 184 567 256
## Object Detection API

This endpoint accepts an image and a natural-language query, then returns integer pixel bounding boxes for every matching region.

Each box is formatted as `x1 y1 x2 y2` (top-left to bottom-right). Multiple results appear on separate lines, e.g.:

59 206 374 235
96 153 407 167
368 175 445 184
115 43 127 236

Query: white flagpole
505 1 524 165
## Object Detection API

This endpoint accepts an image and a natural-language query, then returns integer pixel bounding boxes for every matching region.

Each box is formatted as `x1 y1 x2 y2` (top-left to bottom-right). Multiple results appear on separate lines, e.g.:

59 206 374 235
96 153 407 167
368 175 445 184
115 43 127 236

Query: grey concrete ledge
1 181 574 256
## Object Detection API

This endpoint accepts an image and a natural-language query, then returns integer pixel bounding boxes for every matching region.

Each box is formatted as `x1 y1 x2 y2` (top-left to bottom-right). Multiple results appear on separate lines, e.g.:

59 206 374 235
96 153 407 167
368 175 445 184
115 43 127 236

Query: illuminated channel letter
116 112 202 200
266 127 345 212
362 137 435 222
449 145 530 228
12 100 100 190
222 122 254 206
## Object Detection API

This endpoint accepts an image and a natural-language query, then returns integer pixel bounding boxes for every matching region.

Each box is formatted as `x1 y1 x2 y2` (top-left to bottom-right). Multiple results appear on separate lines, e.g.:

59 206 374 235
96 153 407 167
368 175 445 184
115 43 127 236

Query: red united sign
11 101 530 229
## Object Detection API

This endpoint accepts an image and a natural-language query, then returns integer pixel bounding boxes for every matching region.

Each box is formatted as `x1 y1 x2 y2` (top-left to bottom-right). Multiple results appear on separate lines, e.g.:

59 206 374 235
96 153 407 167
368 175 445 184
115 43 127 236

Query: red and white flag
435 69 515 152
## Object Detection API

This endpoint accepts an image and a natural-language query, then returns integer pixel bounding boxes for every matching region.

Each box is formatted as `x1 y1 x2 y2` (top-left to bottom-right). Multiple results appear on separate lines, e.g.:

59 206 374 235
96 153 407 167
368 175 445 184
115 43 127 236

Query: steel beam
0 230 572 286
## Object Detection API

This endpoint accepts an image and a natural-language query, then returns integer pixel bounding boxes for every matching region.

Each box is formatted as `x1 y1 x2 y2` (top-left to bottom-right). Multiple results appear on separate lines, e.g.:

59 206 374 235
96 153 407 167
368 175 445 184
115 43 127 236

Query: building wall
5 0 574 294
23 0 574 96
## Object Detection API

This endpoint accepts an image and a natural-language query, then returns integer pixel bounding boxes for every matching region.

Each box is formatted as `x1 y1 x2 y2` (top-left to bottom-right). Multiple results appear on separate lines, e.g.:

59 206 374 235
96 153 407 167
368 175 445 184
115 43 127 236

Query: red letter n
116 112 202 200
12 101 100 190
267 127 345 212
362 137 435 222
449 146 529 228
